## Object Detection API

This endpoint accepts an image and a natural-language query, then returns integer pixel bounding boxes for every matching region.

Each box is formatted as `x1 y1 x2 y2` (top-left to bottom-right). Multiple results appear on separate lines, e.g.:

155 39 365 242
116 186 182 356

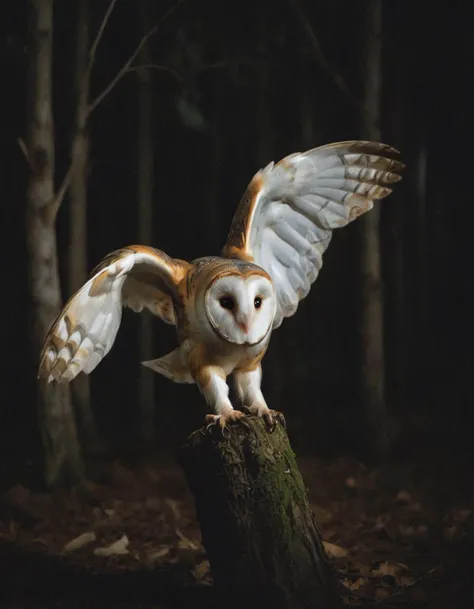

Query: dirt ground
1 431 473 609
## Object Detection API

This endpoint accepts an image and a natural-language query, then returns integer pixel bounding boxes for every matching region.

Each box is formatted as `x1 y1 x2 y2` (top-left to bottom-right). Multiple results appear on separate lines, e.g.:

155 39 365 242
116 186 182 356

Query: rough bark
180 417 342 609
358 0 389 459
136 0 155 447
26 0 84 486
68 0 102 458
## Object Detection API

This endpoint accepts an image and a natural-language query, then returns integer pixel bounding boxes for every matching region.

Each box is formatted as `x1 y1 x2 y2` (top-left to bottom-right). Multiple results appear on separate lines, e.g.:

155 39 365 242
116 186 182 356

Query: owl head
203 262 276 346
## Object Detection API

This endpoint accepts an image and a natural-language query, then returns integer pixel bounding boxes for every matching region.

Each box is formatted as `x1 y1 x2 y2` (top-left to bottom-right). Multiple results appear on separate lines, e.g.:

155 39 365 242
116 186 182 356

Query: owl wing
222 140 404 329
38 245 190 383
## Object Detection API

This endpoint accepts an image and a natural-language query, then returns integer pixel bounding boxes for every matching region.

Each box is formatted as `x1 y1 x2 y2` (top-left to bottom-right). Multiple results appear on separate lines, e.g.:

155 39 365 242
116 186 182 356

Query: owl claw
205 409 246 432
247 405 286 431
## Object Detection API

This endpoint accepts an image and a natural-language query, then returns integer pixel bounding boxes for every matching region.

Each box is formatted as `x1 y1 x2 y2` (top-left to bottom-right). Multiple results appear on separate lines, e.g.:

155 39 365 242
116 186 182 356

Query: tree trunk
68 0 102 458
26 0 84 487
180 418 342 609
136 0 155 448
358 0 389 459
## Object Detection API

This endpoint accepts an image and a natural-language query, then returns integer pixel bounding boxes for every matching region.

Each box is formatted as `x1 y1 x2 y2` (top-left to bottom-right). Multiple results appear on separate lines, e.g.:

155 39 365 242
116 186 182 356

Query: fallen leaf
396 490 411 503
148 545 171 561
345 477 357 489
32 537 50 548
323 541 348 558
192 559 211 583
399 574 415 587
343 577 366 591
372 561 399 577
62 532 97 553
176 528 199 550
94 534 129 557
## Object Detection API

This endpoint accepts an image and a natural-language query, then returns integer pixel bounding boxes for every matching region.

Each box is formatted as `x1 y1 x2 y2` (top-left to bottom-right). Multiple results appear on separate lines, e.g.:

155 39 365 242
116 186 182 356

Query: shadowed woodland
1 0 473 607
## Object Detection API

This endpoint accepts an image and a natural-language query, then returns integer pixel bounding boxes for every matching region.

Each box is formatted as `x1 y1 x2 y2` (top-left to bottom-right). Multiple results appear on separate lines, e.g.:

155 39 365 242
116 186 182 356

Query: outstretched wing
222 140 404 329
38 245 190 383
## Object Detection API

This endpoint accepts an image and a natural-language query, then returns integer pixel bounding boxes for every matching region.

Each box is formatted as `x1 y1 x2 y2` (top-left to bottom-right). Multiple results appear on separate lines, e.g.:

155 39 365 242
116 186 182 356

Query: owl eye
219 296 235 310
254 297 262 309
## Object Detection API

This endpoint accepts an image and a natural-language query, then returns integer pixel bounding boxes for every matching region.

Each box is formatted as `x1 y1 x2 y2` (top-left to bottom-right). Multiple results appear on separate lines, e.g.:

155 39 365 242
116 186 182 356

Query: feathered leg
195 366 245 429
233 365 284 429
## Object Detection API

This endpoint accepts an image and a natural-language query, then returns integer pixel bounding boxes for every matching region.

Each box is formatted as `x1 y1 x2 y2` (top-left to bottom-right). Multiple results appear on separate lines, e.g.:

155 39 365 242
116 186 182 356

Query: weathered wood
180 416 342 609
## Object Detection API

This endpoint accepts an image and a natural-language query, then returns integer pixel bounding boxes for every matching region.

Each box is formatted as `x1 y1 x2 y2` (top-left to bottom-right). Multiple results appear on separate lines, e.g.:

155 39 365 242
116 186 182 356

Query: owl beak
237 320 248 333
235 312 250 334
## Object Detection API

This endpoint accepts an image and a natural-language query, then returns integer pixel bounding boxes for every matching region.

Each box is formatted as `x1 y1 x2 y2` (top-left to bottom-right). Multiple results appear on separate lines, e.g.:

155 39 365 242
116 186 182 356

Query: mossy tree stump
180 416 342 609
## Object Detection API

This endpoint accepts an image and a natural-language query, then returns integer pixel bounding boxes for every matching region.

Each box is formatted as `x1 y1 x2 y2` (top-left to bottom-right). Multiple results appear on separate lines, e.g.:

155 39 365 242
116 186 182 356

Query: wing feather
223 140 404 328
38 245 190 383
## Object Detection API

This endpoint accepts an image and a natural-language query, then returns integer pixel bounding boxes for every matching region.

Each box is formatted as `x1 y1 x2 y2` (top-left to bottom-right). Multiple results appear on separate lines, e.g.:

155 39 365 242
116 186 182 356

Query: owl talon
205 409 246 431
247 404 285 431
263 412 277 432
275 411 286 430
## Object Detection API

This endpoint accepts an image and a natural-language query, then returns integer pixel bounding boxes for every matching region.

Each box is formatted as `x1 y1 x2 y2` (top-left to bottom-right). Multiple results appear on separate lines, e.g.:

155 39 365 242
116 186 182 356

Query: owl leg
234 366 285 430
195 366 246 429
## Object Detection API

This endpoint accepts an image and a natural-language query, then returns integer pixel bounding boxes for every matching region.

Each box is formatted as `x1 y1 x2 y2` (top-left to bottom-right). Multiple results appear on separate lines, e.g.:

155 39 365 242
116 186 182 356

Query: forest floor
0 429 473 609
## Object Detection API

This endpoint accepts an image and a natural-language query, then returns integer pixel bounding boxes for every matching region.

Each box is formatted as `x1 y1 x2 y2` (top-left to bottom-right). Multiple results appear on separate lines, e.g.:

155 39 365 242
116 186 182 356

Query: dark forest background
1 0 473 486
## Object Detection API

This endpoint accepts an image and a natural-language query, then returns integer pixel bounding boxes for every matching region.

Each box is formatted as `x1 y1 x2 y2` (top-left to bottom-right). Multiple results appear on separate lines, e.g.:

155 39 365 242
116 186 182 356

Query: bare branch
88 0 117 73
50 0 186 220
288 0 376 130
49 161 76 223
87 0 186 115
158 0 186 29
200 61 226 72
87 26 157 115
17 137 30 165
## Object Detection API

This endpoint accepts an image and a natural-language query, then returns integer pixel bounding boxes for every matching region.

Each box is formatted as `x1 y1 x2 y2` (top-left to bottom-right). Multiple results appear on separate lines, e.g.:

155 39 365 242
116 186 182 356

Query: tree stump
179 416 342 609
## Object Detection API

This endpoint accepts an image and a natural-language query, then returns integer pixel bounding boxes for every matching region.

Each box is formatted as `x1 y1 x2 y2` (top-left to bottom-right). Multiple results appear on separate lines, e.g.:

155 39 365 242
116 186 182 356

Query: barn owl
38 141 403 428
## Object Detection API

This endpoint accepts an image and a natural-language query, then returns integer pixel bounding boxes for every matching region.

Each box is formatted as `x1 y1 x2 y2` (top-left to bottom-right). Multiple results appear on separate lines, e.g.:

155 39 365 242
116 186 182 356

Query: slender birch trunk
25 0 84 486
